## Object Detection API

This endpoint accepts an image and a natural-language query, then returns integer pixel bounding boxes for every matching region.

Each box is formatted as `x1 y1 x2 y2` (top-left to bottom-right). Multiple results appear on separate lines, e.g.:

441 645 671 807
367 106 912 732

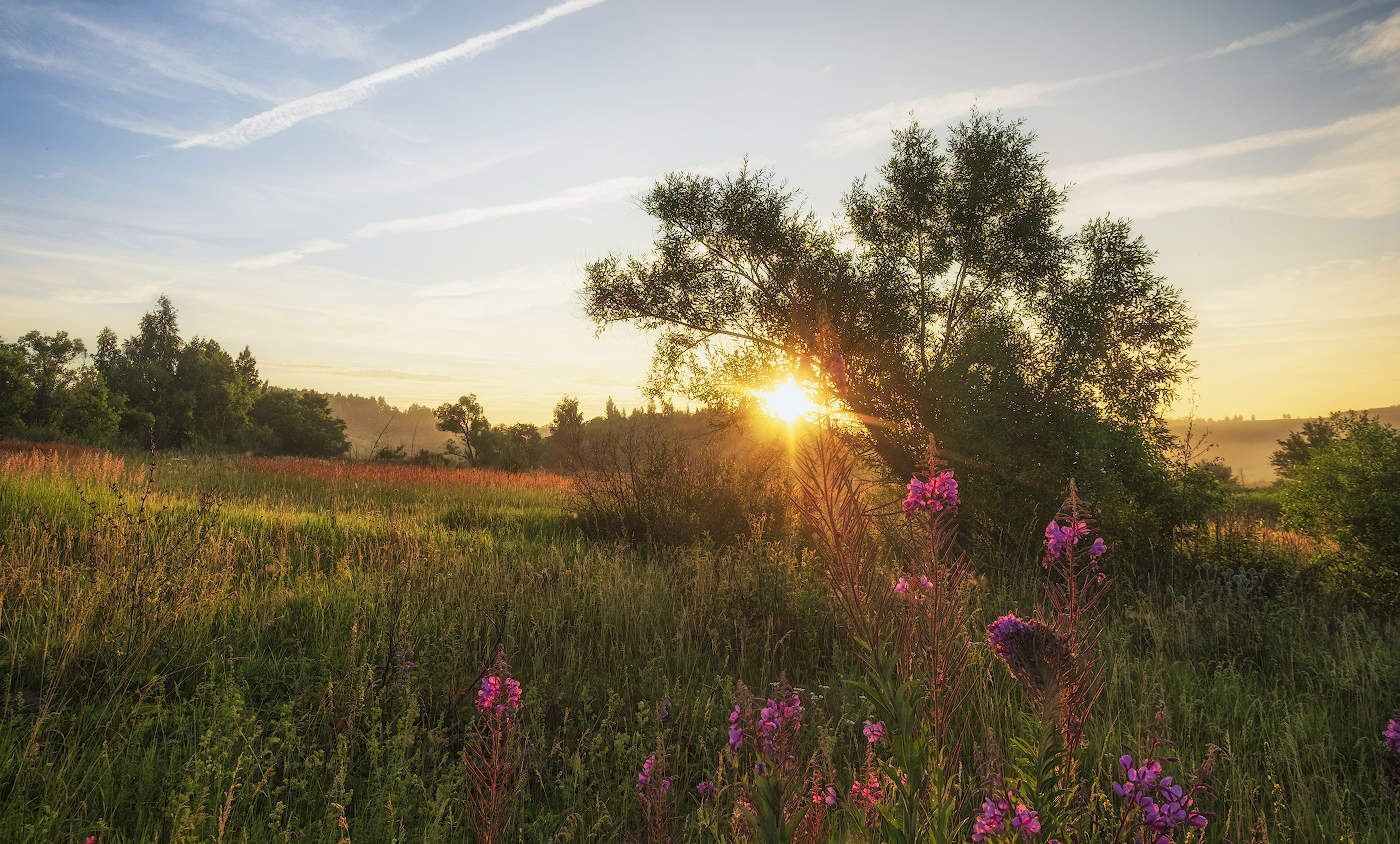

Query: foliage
583 112 1196 555
248 388 350 457
0 444 1397 839
1276 412 1400 601
566 415 789 547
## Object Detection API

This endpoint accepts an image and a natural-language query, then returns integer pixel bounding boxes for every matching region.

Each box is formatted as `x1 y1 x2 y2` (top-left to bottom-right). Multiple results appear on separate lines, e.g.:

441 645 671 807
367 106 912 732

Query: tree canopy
583 113 1196 539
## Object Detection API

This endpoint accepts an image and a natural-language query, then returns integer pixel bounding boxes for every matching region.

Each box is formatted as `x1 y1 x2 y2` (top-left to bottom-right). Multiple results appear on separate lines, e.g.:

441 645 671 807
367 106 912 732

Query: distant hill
1167 405 1400 486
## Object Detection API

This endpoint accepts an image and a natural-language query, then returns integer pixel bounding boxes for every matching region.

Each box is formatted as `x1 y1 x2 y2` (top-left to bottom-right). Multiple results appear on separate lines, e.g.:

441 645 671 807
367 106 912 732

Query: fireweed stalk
795 430 973 841
463 650 524 843
705 680 824 843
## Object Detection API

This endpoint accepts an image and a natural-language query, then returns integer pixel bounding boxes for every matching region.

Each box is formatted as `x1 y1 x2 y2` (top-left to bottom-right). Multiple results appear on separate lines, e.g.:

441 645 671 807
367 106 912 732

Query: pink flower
894 576 910 595
863 719 885 743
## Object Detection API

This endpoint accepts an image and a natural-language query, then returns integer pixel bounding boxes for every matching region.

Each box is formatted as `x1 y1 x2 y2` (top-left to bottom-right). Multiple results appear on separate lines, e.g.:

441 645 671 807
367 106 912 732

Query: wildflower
638 754 656 790
973 791 1041 841
697 780 718 800
728 702 745 750
903 469 959 514
1385 719 1400 754
657 697 670 721
476 675 523 713
850 776 882 806
918 574 933 591
812 785 838 807
987 614 1072 701
894 576 911 595
863 720 885 743
1114 753 1208 835
1089 537 1107 557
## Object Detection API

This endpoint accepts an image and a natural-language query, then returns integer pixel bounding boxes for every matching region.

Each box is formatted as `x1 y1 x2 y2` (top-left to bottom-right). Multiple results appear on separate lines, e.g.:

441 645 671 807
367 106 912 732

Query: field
1 442 1398 842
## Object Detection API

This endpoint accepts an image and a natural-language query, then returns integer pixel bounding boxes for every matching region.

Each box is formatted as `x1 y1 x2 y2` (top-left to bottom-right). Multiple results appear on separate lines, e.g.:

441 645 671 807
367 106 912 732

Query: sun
756 377 818 423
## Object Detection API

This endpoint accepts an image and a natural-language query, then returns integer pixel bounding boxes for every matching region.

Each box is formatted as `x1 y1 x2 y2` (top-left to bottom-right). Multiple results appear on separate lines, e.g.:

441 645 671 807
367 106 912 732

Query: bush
566 421 788 547
1278 413 1400 602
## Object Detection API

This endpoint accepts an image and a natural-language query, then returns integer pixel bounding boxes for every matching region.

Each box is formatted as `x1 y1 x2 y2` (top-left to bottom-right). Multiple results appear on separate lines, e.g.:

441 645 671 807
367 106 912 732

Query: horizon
3 0 1399 424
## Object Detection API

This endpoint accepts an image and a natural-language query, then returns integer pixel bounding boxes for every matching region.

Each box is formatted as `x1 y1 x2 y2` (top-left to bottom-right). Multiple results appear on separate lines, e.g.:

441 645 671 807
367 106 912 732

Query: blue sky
2 0 1397 423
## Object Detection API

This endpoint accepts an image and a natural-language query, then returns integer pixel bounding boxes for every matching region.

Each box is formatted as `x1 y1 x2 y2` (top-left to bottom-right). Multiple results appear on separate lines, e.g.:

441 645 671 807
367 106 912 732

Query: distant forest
1 294 756 470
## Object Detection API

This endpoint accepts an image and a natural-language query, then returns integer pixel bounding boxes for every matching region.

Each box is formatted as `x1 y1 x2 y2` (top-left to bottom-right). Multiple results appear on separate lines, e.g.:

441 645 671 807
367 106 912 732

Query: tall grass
0 444 1396 840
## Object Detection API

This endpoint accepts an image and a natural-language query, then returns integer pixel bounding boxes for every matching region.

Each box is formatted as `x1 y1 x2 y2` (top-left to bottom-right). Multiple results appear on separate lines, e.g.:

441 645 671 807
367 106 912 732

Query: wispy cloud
1055 104 1400 184
353 176 647 239
174 0 607 150
1 5 278 102
197 0 411 62
813 3 1378 155
231 239 346 269
1206 0 1379 57
1329 6 1400 71
1069 107 1400 220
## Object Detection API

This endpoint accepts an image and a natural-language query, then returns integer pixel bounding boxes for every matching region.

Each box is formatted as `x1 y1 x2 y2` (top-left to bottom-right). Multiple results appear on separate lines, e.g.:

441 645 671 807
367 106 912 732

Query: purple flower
657 697 670 721
987 614 1032 656
1089 537 1107 557
1114 753 1208 835
475 675 522 713
894 576 910 595
638 754 656 790
696 780 718 800
903 470 959 515
863 720 885 743
1385 719 1400 754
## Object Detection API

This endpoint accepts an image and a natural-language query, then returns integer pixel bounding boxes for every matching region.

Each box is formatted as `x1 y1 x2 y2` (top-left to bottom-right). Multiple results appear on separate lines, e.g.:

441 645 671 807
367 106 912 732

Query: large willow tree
583 113 1195 545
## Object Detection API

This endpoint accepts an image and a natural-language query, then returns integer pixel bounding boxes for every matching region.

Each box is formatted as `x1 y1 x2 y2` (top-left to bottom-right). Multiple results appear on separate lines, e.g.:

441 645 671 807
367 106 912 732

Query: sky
1 0 1398 424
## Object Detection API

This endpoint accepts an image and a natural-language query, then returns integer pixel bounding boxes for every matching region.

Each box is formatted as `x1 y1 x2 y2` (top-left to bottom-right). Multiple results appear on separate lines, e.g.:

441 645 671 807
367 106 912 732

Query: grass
0 443 1397 841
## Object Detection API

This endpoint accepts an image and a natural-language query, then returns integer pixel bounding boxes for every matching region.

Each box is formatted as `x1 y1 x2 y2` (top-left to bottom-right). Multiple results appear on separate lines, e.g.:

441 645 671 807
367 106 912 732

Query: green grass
0 447 1397 841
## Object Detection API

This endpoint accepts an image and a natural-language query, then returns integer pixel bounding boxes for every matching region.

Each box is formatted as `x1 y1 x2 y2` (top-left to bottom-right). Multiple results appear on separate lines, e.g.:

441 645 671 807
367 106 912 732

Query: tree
250 388 349 457
582 113 1195 542
1271 417 1338 479
434 394 490 464
0 341 35 435
549 395 585 456
1277 413 1400 601
17 330 86 430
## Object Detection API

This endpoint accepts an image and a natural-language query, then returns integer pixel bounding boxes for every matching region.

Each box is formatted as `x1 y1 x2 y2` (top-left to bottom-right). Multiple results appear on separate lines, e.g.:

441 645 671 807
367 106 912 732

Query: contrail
174 0 606 150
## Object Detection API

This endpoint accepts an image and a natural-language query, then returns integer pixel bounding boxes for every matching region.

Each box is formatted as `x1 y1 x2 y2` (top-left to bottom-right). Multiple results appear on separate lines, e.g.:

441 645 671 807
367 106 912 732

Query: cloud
1195 252 1400 334
1055 104 1400 184
1066 101 1400 220
173 0 607 150
56 283 163 305
197 0 412 62
231 239 346 269
1206 0 1378 57
352 176 648 238
0 5 278 102
1330 6 1400 70
813 3 1378 155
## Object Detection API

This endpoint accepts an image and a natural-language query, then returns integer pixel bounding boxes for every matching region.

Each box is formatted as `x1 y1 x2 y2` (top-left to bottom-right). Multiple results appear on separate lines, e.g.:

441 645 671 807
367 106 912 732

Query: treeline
0 296 348 457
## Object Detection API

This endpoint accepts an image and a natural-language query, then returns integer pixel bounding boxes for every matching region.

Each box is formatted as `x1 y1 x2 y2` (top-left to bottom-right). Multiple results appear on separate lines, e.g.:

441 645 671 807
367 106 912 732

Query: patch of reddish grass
0 440 126 483
238 457 572 492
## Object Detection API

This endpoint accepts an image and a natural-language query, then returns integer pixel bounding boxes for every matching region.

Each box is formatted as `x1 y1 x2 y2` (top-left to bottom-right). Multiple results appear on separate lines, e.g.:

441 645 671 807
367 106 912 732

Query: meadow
1 440 1398 842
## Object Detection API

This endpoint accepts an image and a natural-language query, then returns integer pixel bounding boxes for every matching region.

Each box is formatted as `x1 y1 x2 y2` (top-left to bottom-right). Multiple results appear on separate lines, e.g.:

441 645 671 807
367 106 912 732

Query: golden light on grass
756 377 818 423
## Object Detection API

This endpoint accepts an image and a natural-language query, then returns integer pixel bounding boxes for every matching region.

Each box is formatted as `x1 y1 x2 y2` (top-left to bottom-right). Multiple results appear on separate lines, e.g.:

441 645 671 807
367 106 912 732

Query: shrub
567 420 788 547
1278 413 1400 602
